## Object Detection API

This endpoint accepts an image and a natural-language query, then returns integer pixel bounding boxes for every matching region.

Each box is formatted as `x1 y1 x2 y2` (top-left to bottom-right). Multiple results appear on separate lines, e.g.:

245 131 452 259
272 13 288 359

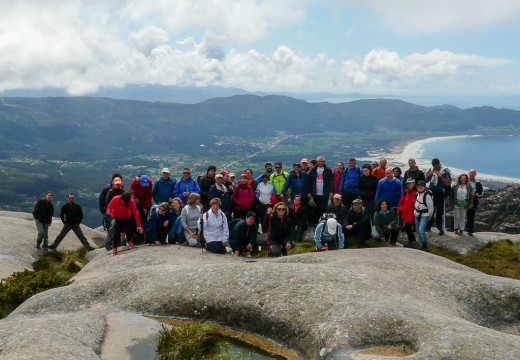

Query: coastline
386 135 520 185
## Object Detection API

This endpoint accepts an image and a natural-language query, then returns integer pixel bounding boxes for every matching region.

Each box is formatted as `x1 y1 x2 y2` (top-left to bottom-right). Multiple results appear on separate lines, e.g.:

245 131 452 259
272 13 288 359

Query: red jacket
398 188 417 224
333 168 343 194
232 183 254 211
106 195 142 227
130 177 153 210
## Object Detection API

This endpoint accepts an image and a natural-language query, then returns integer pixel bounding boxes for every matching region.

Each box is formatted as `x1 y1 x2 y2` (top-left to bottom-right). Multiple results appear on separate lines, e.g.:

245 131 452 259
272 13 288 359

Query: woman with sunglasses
265 202 295 257
144 202 175 246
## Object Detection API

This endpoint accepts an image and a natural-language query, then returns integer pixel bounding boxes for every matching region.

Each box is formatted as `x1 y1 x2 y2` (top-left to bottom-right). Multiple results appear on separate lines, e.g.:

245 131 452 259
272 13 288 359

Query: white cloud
130 26 169 55
337 0 520 33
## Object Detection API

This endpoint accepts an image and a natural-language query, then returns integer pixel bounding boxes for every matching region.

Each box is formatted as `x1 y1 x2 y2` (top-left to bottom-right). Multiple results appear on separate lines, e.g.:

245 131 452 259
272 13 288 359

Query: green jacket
270 171 290 195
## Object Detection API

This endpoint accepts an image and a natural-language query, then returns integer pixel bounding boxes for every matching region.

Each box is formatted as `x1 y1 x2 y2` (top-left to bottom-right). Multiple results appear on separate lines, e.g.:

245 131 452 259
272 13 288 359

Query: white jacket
199 210 229 243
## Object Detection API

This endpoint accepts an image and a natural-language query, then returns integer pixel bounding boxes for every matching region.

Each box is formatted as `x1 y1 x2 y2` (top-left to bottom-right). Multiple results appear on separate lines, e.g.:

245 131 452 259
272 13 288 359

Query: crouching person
315 217 344 250
200 198 229 254
229 211 257 257
106 191 144 255
345 198 371 248
144 202 174 246
374 199 399 245
265 202 295 257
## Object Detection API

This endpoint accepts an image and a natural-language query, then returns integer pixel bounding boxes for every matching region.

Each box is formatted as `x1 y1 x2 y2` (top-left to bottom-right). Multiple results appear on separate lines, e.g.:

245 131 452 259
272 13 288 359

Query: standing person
371 161 378 171
280 163 309 202
198 165 217 211
345 199 371 248
393 167 403 182
255 174 276 228
333 162 345 194
452 173 474 235
358 164 379 218
425 158 452 235
232 174 255 219
130 174 153 217
48 193 95 251
99 173 123 229
467 169 483 236
181 193 203 247
208 173 232 217
270 162 289 200
300 158 310 173
398 179 418 246
374 169 403 211
200 198 229 254
33 191 54 250
265 202 295 257
255 163 274 182
371 158 387 180
106 191 144 255
227 173 236 192
339 158 362 209
307 156 334 225
289 195 307 242
173 168 201 205
153 168 176 205
104 177 125 214
373 200 399 245
229 211 257 257
402 158 425 189
415 181 434 251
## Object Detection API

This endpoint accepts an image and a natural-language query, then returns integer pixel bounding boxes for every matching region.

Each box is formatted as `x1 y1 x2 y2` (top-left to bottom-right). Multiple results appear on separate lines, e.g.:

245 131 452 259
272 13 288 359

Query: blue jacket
339 166 361 194
152 176 176 204
144 210 176 242
173 177 201 205
374 178 403 209
281 171 309 198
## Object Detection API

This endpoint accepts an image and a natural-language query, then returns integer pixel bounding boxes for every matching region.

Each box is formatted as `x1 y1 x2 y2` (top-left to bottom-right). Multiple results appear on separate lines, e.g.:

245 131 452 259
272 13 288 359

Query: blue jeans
416 215 429 245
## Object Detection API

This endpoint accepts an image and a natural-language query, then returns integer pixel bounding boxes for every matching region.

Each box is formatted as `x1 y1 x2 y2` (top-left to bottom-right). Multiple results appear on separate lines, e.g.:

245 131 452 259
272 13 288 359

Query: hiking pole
267 211 272 258
199 207 205 254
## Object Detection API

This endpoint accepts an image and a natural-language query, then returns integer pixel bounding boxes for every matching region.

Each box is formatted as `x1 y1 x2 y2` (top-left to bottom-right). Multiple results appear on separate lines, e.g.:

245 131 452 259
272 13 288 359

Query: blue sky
1 1 519 104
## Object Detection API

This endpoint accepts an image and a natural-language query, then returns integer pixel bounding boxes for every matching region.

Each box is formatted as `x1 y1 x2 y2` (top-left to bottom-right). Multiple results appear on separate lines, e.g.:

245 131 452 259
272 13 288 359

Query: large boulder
1 245 519 359
0 211 105 280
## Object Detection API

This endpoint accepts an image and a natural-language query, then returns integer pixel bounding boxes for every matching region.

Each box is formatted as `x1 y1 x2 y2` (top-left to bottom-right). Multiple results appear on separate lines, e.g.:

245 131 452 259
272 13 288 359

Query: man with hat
300 158 310 173
326 193 348 233
315 217 345 250
153 168 176 205
345 198 371 248
130 174 153 217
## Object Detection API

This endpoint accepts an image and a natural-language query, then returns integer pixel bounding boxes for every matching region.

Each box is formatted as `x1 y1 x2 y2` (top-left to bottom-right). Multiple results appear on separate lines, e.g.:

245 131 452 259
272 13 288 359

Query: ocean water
416 135 520 179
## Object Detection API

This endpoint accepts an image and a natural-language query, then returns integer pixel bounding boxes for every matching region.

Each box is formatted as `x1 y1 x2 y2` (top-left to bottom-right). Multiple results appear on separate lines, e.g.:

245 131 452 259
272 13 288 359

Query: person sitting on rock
373 199 399 246
229 211 258 257
314 217 344 250
106 191 144 255
199 198 229 254
345 198 371 248
265 202 295 257
144 202 175 246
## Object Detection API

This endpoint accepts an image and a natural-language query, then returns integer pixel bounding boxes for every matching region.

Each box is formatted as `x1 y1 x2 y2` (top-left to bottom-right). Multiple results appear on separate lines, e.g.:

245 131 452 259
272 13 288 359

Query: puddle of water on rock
150 316 301 360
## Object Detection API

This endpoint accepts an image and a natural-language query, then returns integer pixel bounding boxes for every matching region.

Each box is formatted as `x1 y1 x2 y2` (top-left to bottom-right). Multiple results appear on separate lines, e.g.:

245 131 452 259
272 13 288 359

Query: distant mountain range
1 95 519 162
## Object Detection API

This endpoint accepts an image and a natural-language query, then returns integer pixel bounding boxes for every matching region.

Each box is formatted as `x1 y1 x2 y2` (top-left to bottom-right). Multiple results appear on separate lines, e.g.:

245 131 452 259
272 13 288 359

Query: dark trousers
346 226 370 247
323 240 338 250
382 229 400 244
51 223 92 250
404 223 416 243
113 217 135 248
310 195 328 224
428 190 445 230
269 240 295 256
206 241 226 254
342 192 358 209
466 207 476 232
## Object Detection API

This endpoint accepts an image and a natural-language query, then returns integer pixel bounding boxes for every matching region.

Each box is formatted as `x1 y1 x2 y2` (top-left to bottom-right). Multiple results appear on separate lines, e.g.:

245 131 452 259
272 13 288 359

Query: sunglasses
277 208 286 211
68 197 74 199
183 172 191 175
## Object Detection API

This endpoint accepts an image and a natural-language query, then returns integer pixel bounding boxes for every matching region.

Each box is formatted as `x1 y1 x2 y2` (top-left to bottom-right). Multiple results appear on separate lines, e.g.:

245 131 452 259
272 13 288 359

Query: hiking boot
48 244 56 250
243 252 252 258
438 230 444 235
420 243 428 251
127 240 135 249
87 247 96 251
112 247 118 256
468 232 473 236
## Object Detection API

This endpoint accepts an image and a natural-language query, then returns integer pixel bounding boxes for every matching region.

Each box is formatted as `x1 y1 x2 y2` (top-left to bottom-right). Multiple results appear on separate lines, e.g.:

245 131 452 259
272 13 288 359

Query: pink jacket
333 168 343 194
107 195 142 227
232 183 254 211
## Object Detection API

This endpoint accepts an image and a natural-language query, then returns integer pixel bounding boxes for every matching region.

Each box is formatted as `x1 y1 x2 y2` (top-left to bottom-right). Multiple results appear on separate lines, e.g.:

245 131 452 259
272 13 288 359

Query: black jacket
33 199 54 224
60 202 84 225
307 165 334 198
358 175 379 201
264 215 294 245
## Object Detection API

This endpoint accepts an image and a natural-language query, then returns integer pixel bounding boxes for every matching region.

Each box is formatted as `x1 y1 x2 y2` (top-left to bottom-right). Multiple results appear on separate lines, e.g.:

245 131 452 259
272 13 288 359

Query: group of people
33 155 483 255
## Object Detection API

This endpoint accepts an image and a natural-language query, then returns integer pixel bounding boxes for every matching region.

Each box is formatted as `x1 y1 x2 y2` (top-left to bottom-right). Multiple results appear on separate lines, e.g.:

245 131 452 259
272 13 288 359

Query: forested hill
1 95 519 161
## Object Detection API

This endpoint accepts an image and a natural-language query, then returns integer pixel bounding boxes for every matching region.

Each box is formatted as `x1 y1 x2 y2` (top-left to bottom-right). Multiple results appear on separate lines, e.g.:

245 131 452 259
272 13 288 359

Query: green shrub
157 323 223 360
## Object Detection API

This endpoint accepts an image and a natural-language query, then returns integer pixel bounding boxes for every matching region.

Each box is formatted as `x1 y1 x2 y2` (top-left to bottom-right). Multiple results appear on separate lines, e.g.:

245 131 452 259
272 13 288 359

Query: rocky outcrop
1 245 519 360
0 211 105 280
475 184 520 233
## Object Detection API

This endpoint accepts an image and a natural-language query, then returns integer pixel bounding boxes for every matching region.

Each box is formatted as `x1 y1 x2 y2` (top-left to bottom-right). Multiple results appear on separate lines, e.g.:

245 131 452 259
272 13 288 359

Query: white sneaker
243 252 251 258
225 246 233 254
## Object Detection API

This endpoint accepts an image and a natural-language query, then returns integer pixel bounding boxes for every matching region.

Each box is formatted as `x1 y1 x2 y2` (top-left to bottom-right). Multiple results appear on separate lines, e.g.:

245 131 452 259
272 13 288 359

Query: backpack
416 190 434 214
318 213 339 244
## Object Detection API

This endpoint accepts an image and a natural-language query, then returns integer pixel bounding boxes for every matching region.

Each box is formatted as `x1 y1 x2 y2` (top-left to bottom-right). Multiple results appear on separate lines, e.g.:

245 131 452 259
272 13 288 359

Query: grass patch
0 249 88 319
430 240 520 280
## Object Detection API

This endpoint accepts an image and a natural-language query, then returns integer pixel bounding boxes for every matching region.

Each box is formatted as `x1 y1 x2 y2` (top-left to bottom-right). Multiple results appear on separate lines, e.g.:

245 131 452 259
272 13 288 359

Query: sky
1 1 520 102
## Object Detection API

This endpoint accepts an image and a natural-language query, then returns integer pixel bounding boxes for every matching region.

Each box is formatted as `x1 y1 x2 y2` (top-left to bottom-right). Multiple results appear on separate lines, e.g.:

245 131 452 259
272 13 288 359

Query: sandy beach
385 135 520 185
